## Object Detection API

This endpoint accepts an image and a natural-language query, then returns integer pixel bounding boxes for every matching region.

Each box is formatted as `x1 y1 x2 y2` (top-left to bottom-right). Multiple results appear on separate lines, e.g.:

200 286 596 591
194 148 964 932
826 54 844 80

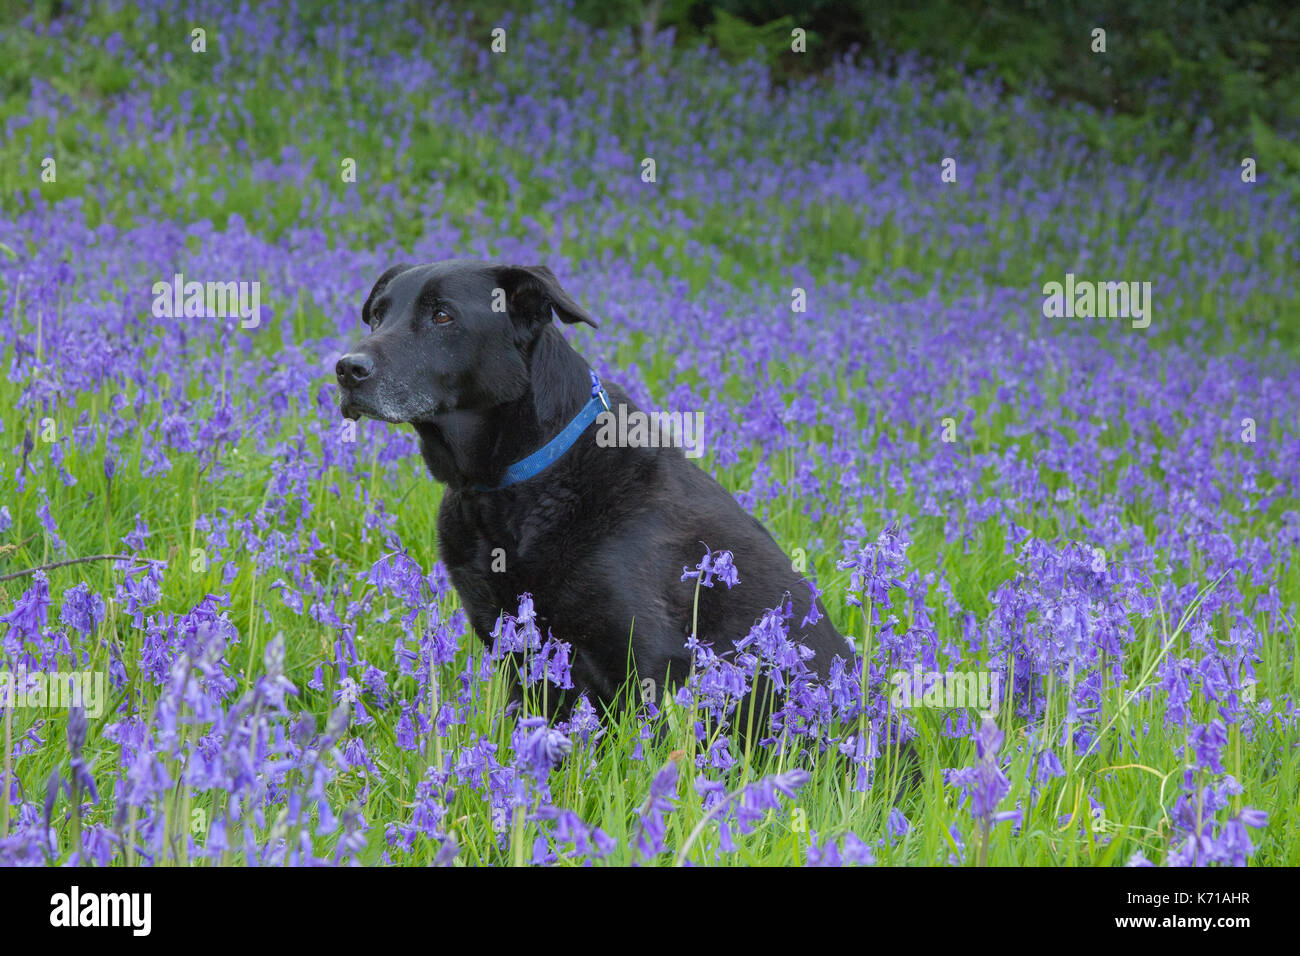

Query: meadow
0 1 1297 866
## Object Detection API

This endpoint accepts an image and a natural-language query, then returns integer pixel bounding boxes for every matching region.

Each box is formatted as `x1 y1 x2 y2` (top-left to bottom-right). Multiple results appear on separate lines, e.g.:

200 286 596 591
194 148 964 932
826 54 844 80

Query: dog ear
362 263 412 325
495 265 598 329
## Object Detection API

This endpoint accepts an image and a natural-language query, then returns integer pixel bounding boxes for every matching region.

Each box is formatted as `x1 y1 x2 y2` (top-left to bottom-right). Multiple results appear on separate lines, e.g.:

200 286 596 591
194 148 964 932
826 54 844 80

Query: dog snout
336 352 375 386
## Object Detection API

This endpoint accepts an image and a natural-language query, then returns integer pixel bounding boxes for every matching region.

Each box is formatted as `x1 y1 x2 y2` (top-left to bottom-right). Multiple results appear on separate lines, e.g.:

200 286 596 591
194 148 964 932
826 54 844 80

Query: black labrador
336 259 850 718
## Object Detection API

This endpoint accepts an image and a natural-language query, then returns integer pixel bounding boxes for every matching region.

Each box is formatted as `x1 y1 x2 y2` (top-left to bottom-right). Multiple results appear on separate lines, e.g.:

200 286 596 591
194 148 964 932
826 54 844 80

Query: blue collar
474 370 611 492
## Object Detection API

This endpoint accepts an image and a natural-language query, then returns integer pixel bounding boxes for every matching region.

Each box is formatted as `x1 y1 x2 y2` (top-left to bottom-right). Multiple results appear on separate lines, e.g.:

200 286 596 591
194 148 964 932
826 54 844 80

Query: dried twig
0 554 144 583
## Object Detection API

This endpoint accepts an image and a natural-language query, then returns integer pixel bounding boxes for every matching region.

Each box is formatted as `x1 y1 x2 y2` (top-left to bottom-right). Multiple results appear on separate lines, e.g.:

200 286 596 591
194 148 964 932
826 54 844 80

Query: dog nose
336 353 374 386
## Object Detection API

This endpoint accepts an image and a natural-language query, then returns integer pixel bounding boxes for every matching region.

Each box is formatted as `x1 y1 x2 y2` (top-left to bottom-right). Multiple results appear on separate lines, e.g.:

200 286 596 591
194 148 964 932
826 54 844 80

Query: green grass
2 340 1295 863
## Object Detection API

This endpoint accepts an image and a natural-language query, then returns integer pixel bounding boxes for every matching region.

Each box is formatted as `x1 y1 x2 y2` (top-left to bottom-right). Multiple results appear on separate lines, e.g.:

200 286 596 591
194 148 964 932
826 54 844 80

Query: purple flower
633 761 679 858
682 547 740 589
513 717 573 779
60 582 105 636
945 717 1011 823
0 573 50 651
120 514 151 552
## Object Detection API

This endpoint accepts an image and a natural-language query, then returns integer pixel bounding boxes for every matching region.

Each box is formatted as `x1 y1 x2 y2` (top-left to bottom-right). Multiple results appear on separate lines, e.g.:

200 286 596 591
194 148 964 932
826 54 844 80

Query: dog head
336 259 596 424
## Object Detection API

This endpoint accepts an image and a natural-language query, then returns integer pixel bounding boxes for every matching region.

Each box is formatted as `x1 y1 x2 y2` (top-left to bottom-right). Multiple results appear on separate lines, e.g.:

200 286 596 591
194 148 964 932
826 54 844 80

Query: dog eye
433 308 453 325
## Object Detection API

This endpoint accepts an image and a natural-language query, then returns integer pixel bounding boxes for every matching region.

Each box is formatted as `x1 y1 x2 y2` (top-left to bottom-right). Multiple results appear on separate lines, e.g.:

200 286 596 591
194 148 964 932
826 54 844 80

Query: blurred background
477 0 1300 155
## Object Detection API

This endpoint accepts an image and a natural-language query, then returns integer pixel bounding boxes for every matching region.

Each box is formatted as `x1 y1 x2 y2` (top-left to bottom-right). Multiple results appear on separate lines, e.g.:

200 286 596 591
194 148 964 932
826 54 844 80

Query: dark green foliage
563 0 1300 153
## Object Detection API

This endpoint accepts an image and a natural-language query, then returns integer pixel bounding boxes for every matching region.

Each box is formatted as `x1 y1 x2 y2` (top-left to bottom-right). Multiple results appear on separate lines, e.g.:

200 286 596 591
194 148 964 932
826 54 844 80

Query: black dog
336 260 850 717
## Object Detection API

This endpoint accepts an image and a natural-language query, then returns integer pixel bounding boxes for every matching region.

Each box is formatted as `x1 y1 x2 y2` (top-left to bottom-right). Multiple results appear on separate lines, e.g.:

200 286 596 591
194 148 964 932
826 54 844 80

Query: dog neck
414 325 592 491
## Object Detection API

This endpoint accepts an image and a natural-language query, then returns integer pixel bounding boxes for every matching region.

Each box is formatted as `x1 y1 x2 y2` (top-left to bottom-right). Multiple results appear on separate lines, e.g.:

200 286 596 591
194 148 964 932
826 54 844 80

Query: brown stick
0 554 146 583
